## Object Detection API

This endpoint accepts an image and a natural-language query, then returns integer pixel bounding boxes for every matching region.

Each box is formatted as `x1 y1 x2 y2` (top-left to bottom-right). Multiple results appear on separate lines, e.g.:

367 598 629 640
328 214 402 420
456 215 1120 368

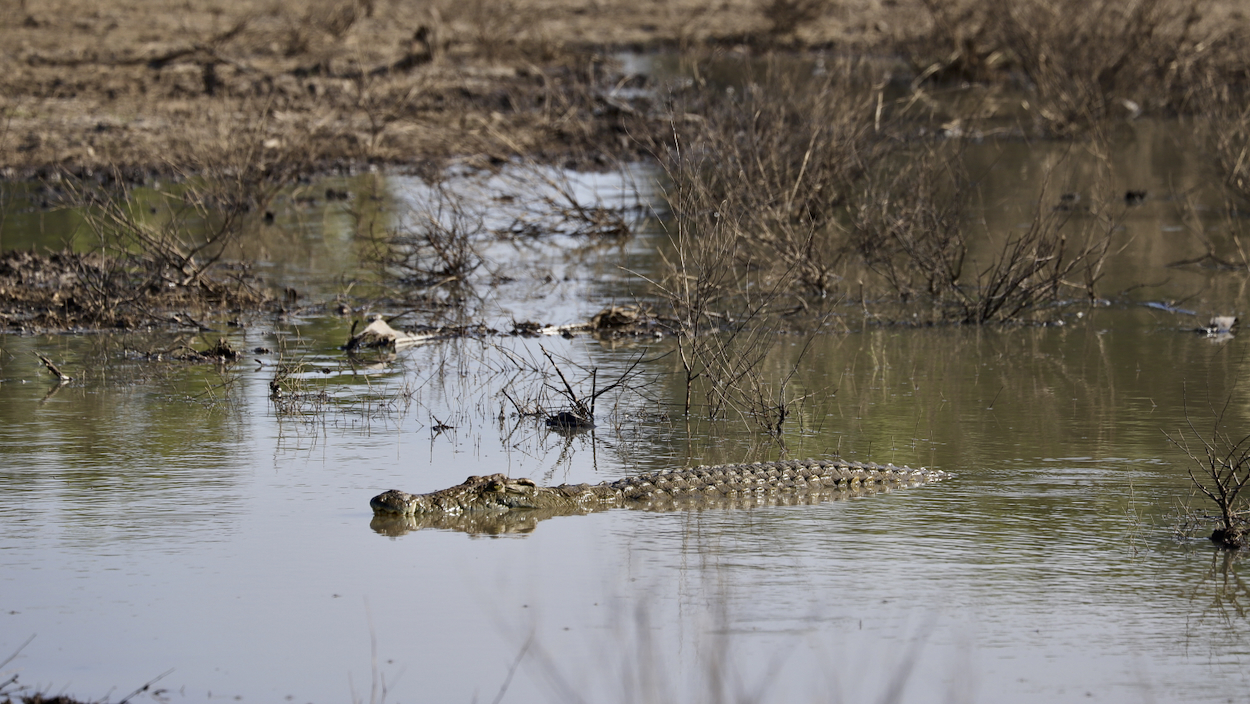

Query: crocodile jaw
370 489 429 515
370 474 544 515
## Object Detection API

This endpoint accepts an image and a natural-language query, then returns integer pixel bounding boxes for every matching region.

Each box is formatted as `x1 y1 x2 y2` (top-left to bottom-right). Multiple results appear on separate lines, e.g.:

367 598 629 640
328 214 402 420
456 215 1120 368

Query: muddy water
3 132 1250 703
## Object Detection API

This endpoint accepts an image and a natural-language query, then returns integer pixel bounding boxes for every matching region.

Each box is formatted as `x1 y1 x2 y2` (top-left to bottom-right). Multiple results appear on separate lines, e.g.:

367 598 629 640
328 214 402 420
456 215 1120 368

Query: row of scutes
605 459 942 493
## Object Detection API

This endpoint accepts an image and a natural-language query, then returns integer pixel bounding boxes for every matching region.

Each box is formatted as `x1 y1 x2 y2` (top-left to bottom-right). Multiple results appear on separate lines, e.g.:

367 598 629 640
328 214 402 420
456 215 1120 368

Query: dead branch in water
34 353 71 383
1166 384 1250 548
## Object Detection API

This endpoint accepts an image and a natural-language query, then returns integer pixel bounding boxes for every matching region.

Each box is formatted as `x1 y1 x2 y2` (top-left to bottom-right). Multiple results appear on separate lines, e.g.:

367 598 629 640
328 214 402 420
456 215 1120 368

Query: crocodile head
370 473 543 515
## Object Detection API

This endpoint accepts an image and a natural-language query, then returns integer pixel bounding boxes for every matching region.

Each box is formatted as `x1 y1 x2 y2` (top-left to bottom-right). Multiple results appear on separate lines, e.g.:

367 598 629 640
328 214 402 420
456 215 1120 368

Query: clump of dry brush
657 57 884 311
646 52 1128 431
655 55 1116 328
849 144 1114 324
16 110 319 330
1167 390 1250 549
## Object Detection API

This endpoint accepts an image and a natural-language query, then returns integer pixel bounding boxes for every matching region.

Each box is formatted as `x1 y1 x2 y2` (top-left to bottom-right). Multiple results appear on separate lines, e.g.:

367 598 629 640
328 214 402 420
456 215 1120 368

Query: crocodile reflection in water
369 459 948 536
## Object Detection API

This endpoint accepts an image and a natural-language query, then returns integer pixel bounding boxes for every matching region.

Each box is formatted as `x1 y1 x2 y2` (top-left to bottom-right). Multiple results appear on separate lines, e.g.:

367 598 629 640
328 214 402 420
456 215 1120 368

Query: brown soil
0 0 937 178
3 0 1247 176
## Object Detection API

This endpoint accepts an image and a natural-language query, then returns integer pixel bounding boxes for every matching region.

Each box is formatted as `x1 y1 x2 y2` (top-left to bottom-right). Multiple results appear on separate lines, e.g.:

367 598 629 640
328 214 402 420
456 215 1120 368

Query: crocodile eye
486 480 505 492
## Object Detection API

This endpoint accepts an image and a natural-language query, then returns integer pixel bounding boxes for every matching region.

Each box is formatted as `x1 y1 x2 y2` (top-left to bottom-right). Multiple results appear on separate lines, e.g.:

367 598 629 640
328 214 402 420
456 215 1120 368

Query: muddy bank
0 0 920 179
6 0 1244 179
0 249 272 331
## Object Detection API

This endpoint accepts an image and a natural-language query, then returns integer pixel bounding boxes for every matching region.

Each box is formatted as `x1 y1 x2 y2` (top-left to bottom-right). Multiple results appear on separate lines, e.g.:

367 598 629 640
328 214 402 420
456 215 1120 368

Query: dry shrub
656 52 1116 327
850 144 1114 323
648 202 810 433
659 56 884 305
429 0 563 64
363 182 484 290
1167 390 1250 548
851 147 967 307
75 108 314 284
1203 86 1250 210
651 58 878 428
29 107 322 327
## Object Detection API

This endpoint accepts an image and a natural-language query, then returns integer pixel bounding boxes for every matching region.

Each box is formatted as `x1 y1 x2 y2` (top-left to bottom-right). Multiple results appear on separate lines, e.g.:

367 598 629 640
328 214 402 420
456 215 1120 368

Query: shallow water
4 131 1250 703
2 319 1248 704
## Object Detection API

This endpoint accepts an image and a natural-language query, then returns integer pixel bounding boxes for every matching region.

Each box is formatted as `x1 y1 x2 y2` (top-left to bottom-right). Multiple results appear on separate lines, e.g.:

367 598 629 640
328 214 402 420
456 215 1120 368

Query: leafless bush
1010 0 1213 130
850 144 1113 323
656 53 1113 327
39 112 314 327
650 146 817 435
362 182 483 290
347 68 436 159
658 56 883 305
1167 389 1250 548
1202 87 1250 212
687 323 818 441
432 0 562 64
909 0 1007 82
648 57 884 437
76 104 313 281
496 162 636 239
282 0 370 59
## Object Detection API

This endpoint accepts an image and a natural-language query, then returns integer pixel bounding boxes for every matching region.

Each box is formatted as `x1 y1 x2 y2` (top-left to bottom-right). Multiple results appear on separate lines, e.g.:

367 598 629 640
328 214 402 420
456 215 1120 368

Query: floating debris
512 306 659 339
171 337 242 362
345 316 425 350
1199 316 1238 337
1144 301 1197 315
590 305 640 329
346 317 489 351
35 353 72 382
1054 192 1081 211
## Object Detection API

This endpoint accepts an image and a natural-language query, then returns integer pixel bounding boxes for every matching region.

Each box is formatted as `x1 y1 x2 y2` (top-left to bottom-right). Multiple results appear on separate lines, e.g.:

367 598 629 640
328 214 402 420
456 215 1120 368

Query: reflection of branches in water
354 164 646 326
0 634 35 697
1186 549 1250 638
494 161 642 239
508 591 933 704
269 337 421 448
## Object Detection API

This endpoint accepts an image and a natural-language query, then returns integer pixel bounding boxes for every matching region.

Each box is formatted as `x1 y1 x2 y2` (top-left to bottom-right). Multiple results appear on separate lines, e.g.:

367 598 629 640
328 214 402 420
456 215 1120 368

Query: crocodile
369 459 947 536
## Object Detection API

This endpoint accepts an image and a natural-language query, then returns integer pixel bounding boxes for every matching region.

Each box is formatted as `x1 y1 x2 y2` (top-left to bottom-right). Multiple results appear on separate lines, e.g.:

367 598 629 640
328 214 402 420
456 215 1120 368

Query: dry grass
0 0 668 178
1 0 1248 178
907 0 1248 133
